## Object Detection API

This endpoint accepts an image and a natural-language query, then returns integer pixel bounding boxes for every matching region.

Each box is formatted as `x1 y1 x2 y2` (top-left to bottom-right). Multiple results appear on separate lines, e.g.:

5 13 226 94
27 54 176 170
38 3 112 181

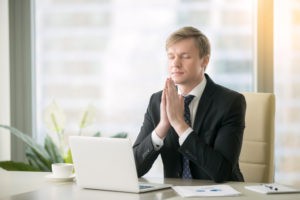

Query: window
274 0 300 186
34 0 254 177
9 0 300 185
35 0 254 139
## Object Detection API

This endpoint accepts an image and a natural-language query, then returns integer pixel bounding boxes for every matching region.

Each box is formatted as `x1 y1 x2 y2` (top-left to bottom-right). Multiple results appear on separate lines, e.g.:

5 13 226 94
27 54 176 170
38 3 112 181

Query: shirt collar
178 76 207 99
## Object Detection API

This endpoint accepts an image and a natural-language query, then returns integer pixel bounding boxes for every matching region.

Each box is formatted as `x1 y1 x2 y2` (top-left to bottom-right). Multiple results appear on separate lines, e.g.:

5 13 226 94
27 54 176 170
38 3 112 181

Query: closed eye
167 54 175 59
181 54 190 59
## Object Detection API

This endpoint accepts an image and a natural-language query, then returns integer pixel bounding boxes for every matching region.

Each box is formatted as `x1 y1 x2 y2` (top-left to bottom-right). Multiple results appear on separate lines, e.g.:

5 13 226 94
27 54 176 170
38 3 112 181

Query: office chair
239 92 275 183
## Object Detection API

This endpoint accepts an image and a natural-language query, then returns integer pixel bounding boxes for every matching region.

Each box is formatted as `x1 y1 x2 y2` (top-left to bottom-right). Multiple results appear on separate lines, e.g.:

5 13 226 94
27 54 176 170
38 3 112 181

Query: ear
202 55 210 71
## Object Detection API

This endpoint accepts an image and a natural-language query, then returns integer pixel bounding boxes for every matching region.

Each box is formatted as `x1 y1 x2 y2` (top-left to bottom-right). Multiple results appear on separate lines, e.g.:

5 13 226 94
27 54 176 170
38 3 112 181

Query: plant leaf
0 161 40 171
64 148 73 164
25 147 51 171
44 135 64 163
79 104 96 129
43 100 66 133
0 125 51 161
111 132 128 138
93 131 101 137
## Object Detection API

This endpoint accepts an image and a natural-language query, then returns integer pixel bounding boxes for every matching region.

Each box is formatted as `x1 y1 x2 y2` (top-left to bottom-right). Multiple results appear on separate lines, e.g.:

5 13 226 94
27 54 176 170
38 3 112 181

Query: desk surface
0 170 300 200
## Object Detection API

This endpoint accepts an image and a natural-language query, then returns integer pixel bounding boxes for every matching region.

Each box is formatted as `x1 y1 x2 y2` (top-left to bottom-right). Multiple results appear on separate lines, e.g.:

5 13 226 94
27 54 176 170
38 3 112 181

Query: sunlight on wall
274 0 300 187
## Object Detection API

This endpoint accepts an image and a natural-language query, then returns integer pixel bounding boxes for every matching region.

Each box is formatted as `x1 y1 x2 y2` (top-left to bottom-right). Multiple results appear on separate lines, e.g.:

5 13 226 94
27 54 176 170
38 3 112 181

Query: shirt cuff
179 127 193 146
151 130 164 151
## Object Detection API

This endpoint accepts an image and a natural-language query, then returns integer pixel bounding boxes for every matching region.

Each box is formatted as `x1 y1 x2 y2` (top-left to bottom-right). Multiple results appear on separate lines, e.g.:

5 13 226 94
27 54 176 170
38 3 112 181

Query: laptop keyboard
139 185 154 190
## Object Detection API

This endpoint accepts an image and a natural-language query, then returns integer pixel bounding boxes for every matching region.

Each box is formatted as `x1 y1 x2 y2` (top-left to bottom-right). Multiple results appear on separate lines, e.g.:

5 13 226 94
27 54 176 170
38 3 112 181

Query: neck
178 78 203 95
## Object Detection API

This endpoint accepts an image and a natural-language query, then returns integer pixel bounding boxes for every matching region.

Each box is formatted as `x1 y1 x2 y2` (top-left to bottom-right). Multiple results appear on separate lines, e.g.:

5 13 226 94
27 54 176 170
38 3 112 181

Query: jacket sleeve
179 93 246 182
133 93 161 177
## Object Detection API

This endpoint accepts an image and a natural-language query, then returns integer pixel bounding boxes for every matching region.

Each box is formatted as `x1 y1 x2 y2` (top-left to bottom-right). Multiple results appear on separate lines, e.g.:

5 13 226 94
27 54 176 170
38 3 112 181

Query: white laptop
69 136 171 193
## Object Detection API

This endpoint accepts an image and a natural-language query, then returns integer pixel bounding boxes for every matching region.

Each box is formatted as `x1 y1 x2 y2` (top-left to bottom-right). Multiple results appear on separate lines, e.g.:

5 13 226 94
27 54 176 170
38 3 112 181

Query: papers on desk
172 184 241 197
245 183 300 194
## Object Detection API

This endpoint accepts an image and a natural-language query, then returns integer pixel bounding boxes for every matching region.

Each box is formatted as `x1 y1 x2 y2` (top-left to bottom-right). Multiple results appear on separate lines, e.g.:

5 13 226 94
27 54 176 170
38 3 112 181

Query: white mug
51 163 73 178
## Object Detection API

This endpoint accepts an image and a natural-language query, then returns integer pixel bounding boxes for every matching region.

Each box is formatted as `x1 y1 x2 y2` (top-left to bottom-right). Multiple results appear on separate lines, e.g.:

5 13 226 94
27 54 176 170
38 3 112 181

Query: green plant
0 102 127 171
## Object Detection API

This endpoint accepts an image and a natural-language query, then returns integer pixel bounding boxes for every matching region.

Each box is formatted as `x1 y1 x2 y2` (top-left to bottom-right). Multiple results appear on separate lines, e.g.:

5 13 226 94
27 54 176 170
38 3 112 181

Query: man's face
167 38 208 87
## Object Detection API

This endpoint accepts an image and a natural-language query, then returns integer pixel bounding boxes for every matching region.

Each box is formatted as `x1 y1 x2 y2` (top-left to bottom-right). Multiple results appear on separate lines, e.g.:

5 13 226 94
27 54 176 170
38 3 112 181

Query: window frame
9 0 36 162
255 0 274 93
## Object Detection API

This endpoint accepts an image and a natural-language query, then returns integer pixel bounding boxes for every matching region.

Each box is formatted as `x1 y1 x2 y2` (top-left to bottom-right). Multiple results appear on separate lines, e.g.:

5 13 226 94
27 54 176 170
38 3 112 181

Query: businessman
133 26 246 183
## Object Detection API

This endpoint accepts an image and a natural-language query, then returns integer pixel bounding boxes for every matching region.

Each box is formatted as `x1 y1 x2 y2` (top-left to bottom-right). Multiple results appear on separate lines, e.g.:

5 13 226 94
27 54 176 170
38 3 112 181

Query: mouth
171 72 184 76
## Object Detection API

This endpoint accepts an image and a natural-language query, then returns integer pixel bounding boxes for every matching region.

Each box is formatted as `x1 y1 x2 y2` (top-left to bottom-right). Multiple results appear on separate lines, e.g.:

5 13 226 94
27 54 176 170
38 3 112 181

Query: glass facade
274 0 300 187
35 0 254 177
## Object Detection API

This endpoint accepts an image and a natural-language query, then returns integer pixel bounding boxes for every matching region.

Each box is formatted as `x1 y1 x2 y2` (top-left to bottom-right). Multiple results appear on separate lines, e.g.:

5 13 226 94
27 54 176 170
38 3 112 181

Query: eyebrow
167 52 190 56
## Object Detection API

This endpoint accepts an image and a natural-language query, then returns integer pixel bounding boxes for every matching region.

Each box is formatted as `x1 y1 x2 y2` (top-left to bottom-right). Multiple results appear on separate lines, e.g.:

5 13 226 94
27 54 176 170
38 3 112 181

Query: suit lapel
193 74 217 134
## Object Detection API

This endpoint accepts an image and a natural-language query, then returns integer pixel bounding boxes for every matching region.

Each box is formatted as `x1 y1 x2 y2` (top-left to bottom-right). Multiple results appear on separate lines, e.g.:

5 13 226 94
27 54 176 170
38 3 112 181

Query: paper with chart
172 184 241 197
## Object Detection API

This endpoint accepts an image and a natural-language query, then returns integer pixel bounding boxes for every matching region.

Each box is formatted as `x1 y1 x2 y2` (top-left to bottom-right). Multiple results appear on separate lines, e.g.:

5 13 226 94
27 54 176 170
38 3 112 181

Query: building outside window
35 0 254 141
34 0 254 178
34 0 300 185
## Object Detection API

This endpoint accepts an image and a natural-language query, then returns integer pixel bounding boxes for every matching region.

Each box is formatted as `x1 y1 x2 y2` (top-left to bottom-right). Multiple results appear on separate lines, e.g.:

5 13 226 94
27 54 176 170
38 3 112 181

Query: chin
172 79 183 85
171 75 187 84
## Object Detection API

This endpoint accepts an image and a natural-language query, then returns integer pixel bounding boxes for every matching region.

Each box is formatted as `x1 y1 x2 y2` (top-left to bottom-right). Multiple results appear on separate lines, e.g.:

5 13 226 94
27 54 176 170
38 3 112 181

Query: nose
170 56 181 69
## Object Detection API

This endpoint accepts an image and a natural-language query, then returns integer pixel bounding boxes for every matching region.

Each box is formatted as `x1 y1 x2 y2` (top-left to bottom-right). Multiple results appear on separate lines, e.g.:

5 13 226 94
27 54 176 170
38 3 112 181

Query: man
133 26 246 183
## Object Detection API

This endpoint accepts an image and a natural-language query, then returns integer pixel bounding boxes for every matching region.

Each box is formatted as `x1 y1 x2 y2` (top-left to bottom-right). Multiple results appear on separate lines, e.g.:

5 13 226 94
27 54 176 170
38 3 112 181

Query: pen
262 184 278 191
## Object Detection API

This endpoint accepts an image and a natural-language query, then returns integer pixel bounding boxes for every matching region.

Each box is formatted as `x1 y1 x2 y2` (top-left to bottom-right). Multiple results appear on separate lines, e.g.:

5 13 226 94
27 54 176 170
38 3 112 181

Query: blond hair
166 26 211 58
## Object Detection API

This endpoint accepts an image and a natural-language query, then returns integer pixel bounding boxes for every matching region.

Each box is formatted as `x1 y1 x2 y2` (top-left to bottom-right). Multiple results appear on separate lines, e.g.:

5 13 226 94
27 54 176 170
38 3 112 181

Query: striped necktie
182 95 194 179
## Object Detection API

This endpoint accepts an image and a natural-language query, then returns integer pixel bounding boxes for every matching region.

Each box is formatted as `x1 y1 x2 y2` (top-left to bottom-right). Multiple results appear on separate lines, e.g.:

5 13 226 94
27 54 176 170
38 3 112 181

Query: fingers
165 78 177 99
162 78 187 135
159 80 170 131
161 86 166 105
164 77 181 115
178 94 184 107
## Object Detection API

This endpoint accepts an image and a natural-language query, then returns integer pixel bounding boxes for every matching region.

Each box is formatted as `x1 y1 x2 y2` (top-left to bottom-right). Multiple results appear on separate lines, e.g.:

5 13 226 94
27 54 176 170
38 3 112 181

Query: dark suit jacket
133 74 246 183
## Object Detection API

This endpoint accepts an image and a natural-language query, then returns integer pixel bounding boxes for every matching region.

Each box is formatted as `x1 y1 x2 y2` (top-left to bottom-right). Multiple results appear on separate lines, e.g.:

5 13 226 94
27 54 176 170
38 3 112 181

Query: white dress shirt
152 77 207 150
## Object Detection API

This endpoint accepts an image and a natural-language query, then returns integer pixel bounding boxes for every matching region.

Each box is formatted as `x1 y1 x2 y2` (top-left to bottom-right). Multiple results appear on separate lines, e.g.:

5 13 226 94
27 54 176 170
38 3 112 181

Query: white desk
1 170 300 200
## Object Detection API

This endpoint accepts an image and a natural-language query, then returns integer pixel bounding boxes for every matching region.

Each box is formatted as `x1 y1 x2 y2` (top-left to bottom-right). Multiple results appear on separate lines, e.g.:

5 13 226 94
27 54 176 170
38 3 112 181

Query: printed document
172 184 240 197
245 183 300 194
